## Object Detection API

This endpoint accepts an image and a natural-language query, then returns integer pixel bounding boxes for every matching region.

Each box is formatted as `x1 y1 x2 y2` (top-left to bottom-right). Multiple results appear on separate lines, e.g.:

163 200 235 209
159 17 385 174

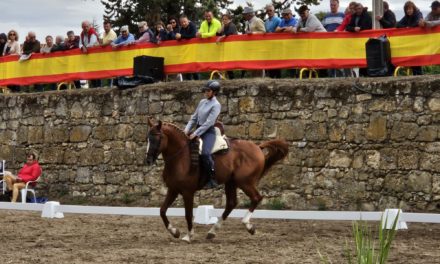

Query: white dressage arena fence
1 202 440 230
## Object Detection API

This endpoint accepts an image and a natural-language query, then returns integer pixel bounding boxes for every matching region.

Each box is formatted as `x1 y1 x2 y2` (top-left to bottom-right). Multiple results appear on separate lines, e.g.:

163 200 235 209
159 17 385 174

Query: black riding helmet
202 80 221 94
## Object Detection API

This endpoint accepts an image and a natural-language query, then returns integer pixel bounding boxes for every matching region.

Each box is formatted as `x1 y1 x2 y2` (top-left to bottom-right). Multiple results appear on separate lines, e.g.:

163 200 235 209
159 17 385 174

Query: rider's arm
193 102 221 137
184 100 202 134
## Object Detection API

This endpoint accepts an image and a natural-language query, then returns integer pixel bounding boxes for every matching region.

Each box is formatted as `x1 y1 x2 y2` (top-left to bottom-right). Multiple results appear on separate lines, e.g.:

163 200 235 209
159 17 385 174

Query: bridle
147 130 191 164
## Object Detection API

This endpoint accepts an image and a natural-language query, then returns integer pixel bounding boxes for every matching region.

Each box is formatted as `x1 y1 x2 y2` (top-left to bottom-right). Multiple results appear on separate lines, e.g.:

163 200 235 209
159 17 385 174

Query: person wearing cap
322 0 345 32
184 81 222 189
275 8 298 33
346 3 372 32
420 1 440 27
135 21 156 44
265 4 281 33
197 10 222 38
376 1 396 29
296 5 326 33
111 25 135 49
243 6 266 34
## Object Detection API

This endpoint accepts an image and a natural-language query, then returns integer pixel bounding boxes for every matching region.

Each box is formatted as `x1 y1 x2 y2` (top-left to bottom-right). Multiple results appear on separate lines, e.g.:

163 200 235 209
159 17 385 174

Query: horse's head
146 117 164 166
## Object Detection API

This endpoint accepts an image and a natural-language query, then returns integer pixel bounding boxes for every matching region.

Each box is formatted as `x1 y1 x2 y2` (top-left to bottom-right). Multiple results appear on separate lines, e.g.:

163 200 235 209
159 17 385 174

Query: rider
184 80 222 189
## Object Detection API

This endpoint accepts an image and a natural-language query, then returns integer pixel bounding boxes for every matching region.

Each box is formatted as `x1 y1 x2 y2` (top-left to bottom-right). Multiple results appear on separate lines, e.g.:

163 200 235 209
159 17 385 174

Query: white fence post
194 205 218 225
382 209 407 230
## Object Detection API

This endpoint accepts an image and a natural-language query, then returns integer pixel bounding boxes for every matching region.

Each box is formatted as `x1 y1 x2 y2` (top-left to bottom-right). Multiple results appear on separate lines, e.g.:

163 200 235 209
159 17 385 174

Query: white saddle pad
199 127 229 154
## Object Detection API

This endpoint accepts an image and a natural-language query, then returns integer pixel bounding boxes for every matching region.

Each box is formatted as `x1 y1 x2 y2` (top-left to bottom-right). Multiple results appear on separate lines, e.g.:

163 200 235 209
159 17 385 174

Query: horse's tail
259 139 289 176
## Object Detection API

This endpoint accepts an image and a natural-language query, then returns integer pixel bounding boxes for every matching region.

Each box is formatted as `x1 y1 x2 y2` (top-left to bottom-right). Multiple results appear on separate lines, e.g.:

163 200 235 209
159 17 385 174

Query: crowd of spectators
0 1 440 91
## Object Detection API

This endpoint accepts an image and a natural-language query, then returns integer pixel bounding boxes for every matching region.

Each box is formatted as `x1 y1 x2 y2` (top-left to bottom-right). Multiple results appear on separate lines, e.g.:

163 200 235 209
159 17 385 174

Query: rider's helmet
202 80 221 94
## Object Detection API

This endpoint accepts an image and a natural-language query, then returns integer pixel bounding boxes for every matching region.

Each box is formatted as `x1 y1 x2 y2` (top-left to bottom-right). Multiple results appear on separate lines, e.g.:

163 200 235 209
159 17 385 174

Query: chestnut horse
146 118 288 242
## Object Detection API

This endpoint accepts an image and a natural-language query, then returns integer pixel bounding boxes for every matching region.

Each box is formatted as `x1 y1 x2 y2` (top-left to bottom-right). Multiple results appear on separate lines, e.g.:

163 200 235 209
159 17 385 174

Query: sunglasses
9 33 16 36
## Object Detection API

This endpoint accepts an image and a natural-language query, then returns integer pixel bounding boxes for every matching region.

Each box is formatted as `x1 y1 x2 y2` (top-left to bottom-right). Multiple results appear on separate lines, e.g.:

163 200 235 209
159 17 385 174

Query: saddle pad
199 127 229 154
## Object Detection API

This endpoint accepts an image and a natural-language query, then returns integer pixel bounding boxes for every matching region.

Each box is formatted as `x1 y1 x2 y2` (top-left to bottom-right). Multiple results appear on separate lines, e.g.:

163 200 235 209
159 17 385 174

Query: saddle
198 126 229 155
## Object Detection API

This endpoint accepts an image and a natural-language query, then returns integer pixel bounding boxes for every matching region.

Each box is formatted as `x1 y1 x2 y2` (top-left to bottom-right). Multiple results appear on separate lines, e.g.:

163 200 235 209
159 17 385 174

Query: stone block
346 124 366 143
40 147 65 164
305 149 329 167
328 120 346 142
278 120 305 141
398 150 419 170
369 99 396 112
329 150 352 168
306 123 328 142
148 102 163 114
390 122 418 141
366 150 380 169
70 102 83 119
115 124 134 140
111 149 134 165
70 125 92 142
239 97 255 113
428 98 440 111
417 126 438 141
28 126 43 144
0 130 16 145
248 122 263 139
366 114 387 142
76 167 91 184
420 153 440 172
44 125 69 143
379 148 397 170
78 148 105 166
407 171 432 193
93 126 114 141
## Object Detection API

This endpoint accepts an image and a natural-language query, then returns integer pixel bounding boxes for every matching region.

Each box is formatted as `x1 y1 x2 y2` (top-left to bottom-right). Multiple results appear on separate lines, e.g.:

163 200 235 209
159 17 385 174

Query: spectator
176 15 197 40
155 21 170 42
420 1 440 28
336 2 357 32
3 152 42 203
135 21 156 44
65 30 80 50
40 35 55 54
346 3 372 32
166 17 180 40
22 31 41 55
243 6 266 34
265 4 281 33
197 10 221 38
79 20 99 54
176 15 199 80
217 13 238 79
397 1 423 75
51 35 65 52
322 0 345 32
376 1 396 29
296 5 327 33
276 8 298 33
101 21 117 46
396 1 423 28
111 25 135 48
0 33 7 57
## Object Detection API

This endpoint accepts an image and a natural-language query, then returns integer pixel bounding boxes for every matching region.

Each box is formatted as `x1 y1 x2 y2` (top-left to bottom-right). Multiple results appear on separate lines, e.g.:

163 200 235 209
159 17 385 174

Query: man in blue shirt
322 0 345 32
111 25 135 48
265 4 281 33
276 8 298 33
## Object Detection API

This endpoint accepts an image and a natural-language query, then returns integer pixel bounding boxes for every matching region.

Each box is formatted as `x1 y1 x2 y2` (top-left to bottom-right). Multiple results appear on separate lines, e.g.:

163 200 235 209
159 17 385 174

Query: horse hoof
206 232 216 240
173 229 180 239
247 225 256 235
182 234 191 243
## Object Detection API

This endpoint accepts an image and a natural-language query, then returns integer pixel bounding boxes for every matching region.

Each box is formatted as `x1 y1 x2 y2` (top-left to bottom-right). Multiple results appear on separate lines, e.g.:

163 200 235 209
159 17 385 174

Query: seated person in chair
3 153 42 203
184 80 221 189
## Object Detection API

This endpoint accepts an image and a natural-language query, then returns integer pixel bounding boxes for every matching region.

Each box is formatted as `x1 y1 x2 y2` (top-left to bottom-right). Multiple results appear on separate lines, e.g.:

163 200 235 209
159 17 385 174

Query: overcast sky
0 0 433 43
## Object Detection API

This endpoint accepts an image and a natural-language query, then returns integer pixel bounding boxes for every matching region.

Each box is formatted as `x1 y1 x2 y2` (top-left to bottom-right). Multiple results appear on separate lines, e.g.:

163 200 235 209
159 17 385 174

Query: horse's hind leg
181 192 195 243
161 190 180 238
240 184 263 235
207 181 237 240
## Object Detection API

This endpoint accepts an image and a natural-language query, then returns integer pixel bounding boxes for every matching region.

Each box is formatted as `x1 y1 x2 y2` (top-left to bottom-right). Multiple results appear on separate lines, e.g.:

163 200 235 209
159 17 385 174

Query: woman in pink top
3 153 42 202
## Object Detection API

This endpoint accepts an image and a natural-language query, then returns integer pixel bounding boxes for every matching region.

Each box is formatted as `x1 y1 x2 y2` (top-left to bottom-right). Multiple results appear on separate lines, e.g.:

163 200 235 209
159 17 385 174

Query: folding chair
0 160 5 194
21 173 42 204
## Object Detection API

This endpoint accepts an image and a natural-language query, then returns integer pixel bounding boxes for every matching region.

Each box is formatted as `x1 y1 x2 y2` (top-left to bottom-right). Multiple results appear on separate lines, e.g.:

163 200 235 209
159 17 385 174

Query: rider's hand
189 133 197 140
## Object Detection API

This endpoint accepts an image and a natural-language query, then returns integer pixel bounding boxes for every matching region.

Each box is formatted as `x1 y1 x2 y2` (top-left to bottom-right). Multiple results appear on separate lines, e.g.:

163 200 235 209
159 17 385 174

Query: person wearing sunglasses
3 30 20 56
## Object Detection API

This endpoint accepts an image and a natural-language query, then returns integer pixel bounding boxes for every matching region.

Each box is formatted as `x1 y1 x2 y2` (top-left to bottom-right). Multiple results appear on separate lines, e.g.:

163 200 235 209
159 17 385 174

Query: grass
319 211 400 264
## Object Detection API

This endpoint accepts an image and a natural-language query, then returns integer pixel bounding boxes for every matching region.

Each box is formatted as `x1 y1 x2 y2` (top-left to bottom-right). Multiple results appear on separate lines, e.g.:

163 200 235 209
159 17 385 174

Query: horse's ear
147 116 154 127
157 120 162 130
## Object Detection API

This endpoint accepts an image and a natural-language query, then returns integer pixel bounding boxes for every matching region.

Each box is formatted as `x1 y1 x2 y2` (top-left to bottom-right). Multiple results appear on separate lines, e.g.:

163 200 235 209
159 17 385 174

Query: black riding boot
201 155 218 189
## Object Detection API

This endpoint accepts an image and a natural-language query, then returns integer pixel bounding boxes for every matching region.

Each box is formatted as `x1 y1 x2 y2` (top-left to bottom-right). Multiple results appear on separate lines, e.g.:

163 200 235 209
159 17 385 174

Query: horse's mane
163 122 187 140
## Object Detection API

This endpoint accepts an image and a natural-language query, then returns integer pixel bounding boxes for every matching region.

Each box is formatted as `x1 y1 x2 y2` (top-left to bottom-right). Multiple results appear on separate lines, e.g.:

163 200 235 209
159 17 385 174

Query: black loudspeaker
133 56 164 81
366 35 391 77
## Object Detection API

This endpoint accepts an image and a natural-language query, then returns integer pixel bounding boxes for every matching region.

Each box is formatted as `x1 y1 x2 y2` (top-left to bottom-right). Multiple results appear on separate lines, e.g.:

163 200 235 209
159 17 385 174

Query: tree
100 0 322 34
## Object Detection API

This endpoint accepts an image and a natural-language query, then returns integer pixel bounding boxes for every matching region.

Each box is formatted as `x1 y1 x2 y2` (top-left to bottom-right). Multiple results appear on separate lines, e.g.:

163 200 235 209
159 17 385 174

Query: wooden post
372 0 384 29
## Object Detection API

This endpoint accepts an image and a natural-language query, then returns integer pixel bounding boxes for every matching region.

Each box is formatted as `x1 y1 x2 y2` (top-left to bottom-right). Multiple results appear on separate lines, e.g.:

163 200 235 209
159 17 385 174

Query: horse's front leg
160 189 180 238
181 192 195 243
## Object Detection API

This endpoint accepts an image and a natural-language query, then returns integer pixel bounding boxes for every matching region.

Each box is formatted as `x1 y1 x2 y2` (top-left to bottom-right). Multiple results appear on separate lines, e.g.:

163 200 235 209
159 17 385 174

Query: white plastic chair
0 160 5 194
21 175 41 204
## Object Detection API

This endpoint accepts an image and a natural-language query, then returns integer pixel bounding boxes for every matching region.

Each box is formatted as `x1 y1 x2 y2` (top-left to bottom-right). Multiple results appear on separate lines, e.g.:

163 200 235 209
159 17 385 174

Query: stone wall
1 77 440 212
